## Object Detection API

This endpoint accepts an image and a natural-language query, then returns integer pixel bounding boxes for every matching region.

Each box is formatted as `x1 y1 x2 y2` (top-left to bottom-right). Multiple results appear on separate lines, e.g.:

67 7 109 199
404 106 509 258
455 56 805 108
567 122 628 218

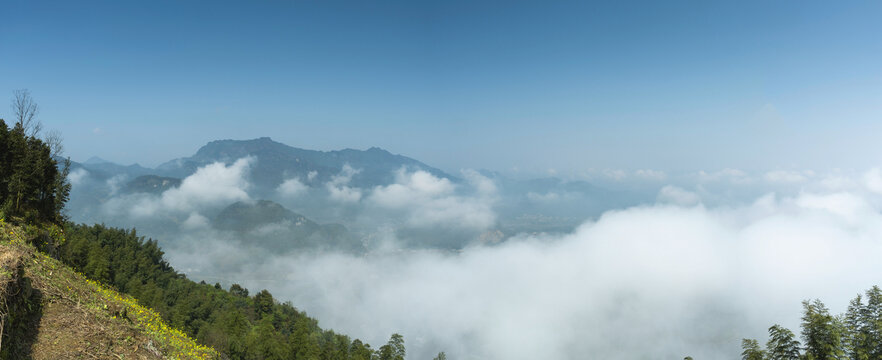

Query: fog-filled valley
61 137 882 359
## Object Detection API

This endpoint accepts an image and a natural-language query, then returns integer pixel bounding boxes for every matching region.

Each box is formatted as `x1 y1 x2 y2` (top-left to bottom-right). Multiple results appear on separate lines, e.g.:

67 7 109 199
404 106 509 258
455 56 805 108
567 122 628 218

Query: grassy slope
0 221 218 359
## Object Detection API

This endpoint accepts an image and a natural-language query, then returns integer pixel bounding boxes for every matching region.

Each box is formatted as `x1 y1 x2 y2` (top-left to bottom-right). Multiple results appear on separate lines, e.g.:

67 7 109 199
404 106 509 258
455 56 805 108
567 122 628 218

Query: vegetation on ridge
1 219 217 359
57 222 404 360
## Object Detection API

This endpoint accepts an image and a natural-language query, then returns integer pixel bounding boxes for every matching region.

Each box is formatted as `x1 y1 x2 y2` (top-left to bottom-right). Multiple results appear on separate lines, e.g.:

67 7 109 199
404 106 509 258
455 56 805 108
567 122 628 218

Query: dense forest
0 95 442 359
57 222 408 360
741 287 882 360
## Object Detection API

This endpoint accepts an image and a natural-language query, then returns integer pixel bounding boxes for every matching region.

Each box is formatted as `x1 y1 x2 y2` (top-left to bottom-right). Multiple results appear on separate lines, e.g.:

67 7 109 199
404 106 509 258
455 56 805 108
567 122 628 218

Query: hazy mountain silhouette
155 137 454 191
213 200 363 253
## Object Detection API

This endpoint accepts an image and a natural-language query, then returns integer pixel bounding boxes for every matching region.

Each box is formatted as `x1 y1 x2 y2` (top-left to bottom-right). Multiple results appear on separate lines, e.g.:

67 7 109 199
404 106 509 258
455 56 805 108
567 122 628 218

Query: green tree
350 339 373 360
291 319 321 360
230 283 249 297
767 324 800 360
862 286 882 358
801 299 845 360
844 294 870 360
0 116 68 225
741 338 765 360
254 289 275 318
245 315 291 360
376 334 404 360
433 352 447 360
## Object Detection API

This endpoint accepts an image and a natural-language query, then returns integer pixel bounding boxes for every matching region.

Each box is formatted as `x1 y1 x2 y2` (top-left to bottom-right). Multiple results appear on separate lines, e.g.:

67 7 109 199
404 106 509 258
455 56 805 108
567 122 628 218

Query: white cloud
794 192 872 223
328 185 363 203
107 174 128 196
326 164 362 203
233 189 882 360
77 162 882 359
634 169 666 181
67 168 89 186
277 177 308 197
368 168 496 230
462 169 497 196
863 168 882 194
602 169 627 181
657 185 701 206
698 168 753 184
330 164 358 186
182 212 210 230
128 157 254 217
815 174 855 191
527 191 561 202
764 170 809 184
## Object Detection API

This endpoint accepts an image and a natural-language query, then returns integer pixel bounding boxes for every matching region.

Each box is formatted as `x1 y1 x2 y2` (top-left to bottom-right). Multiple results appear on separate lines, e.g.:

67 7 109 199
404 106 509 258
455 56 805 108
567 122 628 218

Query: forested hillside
57 222 406 360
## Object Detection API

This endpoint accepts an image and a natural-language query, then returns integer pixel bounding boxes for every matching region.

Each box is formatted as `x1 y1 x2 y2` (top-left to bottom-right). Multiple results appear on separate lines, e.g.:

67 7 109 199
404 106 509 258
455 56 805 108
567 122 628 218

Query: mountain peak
84 156 111 165
366 146 390 154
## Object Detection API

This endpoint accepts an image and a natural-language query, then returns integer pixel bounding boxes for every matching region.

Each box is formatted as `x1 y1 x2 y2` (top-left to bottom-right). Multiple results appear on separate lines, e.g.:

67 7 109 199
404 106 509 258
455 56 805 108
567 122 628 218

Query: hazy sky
2 0 881 175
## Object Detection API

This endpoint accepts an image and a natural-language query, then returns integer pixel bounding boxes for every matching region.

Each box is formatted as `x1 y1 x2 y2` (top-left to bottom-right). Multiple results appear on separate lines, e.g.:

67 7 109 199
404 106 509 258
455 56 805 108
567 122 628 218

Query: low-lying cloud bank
172 185 882 359
67 159 882 359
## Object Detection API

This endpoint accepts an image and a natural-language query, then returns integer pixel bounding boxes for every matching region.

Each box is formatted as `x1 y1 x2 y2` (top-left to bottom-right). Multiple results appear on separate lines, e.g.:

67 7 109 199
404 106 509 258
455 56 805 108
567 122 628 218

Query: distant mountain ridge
156 137 454 190
70 137 454 192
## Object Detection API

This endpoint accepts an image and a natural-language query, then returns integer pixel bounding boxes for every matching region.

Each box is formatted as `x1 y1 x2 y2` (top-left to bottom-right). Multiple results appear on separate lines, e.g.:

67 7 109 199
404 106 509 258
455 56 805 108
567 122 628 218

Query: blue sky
1 0 881 175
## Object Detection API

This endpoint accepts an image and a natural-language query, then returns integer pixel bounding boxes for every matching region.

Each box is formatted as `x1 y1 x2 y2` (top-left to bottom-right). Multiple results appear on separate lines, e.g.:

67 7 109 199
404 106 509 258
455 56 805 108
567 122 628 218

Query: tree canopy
741 287 882 360
0 118 70 225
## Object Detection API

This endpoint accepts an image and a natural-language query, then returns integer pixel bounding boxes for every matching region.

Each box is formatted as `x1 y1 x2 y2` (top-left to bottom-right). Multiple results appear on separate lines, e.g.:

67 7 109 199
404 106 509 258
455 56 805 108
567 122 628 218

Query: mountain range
153 137 453 191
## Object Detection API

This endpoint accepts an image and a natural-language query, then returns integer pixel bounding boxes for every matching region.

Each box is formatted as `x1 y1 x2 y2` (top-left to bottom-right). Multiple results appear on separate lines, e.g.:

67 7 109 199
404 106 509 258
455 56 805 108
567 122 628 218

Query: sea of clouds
68 159 882 359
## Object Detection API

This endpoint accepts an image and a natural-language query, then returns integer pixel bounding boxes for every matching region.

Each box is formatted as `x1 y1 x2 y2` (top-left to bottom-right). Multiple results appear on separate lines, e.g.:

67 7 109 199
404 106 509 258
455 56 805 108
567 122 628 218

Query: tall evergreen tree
862 286 882 357
767 324 801 360
801 299 845 360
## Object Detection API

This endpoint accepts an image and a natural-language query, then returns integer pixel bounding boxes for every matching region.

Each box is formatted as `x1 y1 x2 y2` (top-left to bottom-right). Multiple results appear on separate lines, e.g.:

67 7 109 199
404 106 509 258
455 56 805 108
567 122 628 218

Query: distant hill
213 200 364 253
83 156 112 165
155 137 454 190
123 175 182 194
65 157 154 181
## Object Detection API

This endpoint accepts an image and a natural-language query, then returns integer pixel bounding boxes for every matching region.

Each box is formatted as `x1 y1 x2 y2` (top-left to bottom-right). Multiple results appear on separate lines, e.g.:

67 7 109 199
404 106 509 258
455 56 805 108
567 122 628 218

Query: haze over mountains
61 136 882 359
65 136 643 251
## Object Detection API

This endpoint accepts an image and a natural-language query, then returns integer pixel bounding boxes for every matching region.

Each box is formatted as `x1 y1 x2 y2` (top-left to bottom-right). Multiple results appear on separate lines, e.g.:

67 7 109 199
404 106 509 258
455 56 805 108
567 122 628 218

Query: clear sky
1 0 881 175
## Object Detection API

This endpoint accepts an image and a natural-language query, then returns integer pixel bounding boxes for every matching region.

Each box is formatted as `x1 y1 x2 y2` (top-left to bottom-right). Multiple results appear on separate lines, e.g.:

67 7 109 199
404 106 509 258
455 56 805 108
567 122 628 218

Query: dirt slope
0 223 217 359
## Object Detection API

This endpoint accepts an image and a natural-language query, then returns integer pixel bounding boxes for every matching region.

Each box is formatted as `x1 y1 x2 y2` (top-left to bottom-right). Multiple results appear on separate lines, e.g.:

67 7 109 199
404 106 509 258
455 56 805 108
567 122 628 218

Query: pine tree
844 294 871 360
863 286 882 358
